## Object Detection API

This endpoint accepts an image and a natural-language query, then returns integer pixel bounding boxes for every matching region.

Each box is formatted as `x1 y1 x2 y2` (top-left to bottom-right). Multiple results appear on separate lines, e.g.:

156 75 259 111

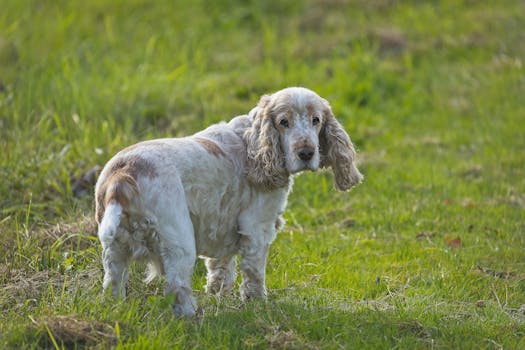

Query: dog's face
270 88 325 174
245 87 363 191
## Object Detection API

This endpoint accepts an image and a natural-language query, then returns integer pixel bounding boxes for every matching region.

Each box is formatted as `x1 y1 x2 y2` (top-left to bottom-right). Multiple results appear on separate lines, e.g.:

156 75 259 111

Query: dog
95 87 363 316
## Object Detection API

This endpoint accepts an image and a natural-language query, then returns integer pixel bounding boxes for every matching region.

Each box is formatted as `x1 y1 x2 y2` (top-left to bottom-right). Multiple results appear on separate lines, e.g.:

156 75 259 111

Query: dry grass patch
30 315 118 348
0 266 64 310
36 215 97 249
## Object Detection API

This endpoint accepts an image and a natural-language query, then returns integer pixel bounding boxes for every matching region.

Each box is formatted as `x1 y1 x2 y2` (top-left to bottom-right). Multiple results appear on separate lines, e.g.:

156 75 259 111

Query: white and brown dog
95 87 363 316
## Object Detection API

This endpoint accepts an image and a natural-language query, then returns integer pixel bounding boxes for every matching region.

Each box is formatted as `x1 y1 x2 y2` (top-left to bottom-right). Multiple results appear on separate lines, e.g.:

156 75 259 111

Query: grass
1 0 525 348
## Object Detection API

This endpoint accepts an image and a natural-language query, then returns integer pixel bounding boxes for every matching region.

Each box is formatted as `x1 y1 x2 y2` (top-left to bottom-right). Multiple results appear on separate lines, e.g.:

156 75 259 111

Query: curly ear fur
244 95 290 191
320 105 363 191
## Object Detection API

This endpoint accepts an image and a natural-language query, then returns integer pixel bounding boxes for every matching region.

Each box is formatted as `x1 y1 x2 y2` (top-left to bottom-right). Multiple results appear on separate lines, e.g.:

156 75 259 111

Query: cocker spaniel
95 87 363 316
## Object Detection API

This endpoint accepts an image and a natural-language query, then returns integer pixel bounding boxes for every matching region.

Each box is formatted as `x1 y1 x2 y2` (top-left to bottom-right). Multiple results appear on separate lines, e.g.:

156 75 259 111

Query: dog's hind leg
102 241 130 299
98 202 131 299
154 180 198 317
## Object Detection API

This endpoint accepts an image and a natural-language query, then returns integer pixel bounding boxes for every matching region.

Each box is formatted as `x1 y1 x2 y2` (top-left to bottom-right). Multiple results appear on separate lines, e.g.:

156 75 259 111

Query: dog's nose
298 147 315 161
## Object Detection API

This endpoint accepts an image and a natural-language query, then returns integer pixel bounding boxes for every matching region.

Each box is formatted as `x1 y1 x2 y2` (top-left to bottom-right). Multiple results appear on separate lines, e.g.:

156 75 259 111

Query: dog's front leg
205 256 237 295
239 234 270 300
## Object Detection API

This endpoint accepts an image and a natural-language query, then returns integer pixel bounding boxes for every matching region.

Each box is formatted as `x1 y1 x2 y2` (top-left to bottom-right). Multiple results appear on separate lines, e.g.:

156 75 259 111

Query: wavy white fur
94 87 363 317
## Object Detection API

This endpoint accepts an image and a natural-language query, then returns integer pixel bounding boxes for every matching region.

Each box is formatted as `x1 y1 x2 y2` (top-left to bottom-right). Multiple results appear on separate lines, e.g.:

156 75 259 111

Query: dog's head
244 87 363 191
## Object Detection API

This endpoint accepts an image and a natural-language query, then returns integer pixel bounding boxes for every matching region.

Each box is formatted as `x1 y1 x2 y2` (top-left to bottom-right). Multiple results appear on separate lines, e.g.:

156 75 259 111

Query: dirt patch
31 315 118 348
369 27 408 55
266 328 302 349
474 265 517 280
265 325 320 350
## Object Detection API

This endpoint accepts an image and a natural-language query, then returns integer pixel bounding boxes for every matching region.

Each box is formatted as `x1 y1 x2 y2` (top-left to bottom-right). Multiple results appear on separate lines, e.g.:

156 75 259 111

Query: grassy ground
1 0 525 348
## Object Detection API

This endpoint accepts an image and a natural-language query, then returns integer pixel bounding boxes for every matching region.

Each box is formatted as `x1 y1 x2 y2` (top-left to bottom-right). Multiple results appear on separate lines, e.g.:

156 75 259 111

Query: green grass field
1 0 525 348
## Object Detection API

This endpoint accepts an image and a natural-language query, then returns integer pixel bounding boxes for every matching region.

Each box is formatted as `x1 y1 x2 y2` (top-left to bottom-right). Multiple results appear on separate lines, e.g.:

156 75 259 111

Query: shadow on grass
191 299 433 349
4 290 524 349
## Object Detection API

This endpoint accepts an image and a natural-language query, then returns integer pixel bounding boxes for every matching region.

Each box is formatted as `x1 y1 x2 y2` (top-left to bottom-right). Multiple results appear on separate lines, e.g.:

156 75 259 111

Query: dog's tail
96 172 138 246
98 202 123 246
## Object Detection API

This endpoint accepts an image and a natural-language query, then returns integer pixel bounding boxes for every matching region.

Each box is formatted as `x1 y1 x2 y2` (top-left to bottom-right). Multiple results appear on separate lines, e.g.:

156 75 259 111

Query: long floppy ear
319 104 363 191
244 95 289 190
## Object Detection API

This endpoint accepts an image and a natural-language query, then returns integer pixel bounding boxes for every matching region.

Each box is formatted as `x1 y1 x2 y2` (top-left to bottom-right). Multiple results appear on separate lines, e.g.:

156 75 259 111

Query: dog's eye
312 116 320 126
279 119 290 128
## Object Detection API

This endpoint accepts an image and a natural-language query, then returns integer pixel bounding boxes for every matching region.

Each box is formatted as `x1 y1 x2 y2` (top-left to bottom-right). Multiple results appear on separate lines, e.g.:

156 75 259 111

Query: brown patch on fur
108 154 158 179
95 205 104 224
194 137 225 157
96 155 157 223
104 173 137 207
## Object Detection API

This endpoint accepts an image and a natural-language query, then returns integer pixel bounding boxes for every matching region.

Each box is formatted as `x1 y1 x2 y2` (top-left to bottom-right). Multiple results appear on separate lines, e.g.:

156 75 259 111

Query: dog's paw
173 302 197 318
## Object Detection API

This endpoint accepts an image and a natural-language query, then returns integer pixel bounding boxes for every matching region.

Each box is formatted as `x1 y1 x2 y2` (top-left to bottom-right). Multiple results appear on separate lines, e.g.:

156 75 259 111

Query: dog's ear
244 95 289 190
319 103 363 191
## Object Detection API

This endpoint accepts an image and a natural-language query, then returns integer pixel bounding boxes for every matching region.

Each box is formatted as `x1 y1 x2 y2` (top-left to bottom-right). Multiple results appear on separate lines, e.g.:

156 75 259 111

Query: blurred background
1 0 523 218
